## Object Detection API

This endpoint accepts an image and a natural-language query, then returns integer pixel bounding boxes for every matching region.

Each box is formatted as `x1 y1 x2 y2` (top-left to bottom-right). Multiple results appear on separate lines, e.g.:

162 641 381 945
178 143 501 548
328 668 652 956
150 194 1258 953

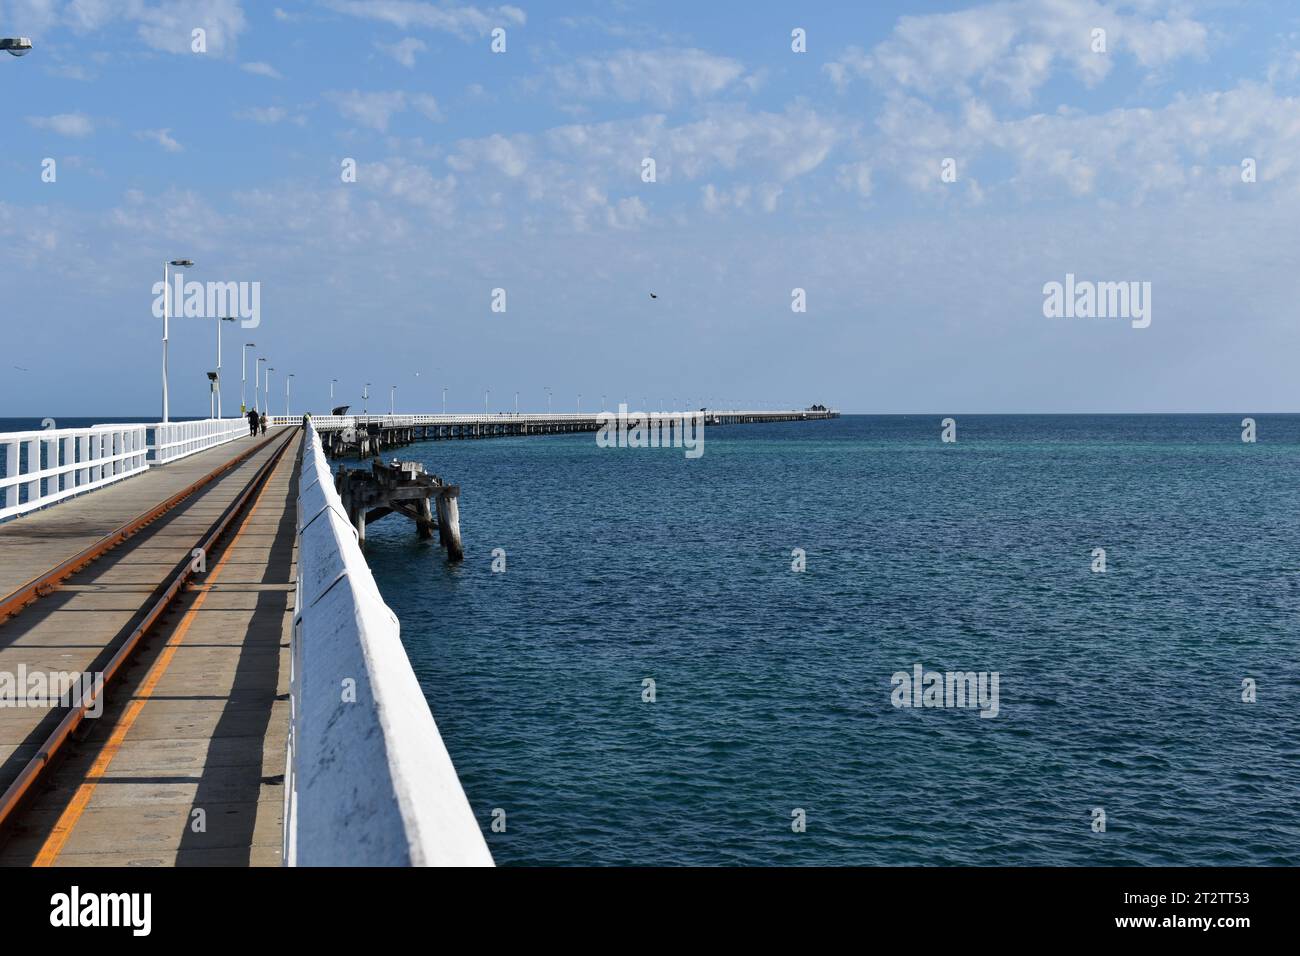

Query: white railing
0 424 150 521
147 417 249 465
286 419 492 867
269 408 839 430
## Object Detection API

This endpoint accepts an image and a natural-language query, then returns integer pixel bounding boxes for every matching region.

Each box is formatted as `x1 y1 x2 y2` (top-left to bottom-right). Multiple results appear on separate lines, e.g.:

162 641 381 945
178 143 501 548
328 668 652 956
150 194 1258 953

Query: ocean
358 414 1300 866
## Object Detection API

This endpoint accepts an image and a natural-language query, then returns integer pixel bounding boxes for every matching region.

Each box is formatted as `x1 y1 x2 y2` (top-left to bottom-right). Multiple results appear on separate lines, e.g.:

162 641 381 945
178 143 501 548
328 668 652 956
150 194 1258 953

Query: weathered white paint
147 417 248 464
286 419 493 867
0 424 149 521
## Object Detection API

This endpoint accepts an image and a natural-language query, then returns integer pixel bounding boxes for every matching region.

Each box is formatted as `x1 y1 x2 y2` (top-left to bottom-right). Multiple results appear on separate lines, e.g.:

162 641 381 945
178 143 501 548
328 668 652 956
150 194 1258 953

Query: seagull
12 365 28 371
649 292 658 299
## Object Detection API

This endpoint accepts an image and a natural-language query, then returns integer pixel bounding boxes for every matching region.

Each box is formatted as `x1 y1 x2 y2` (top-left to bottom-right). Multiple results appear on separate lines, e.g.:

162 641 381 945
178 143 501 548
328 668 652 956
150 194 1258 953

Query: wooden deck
0 428 300 866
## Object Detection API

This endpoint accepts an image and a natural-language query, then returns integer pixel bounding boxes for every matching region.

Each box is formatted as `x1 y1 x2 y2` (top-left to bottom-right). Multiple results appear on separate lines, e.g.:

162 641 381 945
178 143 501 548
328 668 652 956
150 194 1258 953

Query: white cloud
858 80 1300 203
551 48 747 109
826 0 1208 103
836 162 873 199
409 93 442 121
447 132 529 177
19 0 250 56
242 61 283 78
137 128 184 152
327 89 442 131
376 36 428 67
26 113 95 137
323 0 524 37
361 158 458 216
235 105 307 126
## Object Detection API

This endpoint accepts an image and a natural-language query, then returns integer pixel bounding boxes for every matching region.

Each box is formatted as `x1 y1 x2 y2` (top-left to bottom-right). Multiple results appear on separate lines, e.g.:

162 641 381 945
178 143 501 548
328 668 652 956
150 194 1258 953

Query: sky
2 0 1300 416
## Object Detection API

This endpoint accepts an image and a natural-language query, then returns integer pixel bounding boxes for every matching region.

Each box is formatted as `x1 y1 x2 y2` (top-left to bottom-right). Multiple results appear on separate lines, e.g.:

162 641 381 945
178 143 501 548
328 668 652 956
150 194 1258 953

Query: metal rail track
0 425 300 829
0 429 285 622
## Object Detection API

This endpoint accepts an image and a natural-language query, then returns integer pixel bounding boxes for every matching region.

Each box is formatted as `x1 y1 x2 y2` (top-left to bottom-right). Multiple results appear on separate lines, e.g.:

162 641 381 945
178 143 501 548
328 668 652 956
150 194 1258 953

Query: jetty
301 408 839 458
0 406 835 866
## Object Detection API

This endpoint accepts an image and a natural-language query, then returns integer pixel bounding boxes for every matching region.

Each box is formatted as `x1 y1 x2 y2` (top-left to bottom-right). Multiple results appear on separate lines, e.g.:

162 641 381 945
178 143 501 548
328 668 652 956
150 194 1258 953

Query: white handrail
147 417 248 464
286 419 492 866
0 424 149 521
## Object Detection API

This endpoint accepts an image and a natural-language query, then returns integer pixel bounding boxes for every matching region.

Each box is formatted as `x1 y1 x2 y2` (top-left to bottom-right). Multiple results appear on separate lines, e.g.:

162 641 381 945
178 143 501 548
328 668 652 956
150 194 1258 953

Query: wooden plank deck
0 429 301 866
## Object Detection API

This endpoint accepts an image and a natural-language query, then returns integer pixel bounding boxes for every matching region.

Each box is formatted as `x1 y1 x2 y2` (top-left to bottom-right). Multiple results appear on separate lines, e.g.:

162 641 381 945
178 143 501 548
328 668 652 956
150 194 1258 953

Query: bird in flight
13 365 28 371
649 292 658 299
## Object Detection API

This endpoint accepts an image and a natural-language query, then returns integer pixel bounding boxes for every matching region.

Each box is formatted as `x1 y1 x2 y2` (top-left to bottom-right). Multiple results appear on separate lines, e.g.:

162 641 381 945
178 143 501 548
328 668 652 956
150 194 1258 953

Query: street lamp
0 38 32 56
545 386 552 415
577 393 582 414
255 357 267 414
514 390 519 415
363 382 371 416
241 343 255 414
330 378 337 405
390 385 396 415
161 258 194 422
484 387 490 415
215 316 235 418
441 385 447 415
286 374 294 415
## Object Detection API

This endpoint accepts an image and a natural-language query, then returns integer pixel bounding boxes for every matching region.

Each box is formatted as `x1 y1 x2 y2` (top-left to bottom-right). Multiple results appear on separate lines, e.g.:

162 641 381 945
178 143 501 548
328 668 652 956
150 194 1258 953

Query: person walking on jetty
247 407 260 437
259 411 268 435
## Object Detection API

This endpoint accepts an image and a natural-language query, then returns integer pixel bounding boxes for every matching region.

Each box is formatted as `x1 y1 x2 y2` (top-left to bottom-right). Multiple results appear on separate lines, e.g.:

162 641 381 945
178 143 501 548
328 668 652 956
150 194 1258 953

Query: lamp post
215 316 235 418
577 393 582 414
330 379 337 406
255 357 267 414
241 343 255 414
363 383 371 416
514 391 519 415
441 385 447 415
286 374 294 415
390 385 396 415
545 386 552 415
0 38 33 56
484 387 490 415
161 258 194 422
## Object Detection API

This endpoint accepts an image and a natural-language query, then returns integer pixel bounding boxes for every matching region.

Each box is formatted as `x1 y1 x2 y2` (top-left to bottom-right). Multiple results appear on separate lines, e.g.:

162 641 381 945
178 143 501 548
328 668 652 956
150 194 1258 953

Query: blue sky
3 0 1300 416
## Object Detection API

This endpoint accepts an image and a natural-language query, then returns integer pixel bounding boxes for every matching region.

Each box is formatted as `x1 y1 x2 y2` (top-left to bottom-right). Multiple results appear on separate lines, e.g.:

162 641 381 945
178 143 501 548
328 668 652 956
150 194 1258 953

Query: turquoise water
361 415 1300 866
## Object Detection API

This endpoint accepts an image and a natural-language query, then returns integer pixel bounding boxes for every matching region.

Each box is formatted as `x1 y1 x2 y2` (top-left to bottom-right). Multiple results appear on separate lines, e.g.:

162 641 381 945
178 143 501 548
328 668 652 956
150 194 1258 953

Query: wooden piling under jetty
335 458 463 560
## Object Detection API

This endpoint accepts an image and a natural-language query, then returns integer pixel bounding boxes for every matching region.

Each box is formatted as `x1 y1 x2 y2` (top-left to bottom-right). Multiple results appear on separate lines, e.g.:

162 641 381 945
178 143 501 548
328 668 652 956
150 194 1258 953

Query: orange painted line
32 445 290 866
